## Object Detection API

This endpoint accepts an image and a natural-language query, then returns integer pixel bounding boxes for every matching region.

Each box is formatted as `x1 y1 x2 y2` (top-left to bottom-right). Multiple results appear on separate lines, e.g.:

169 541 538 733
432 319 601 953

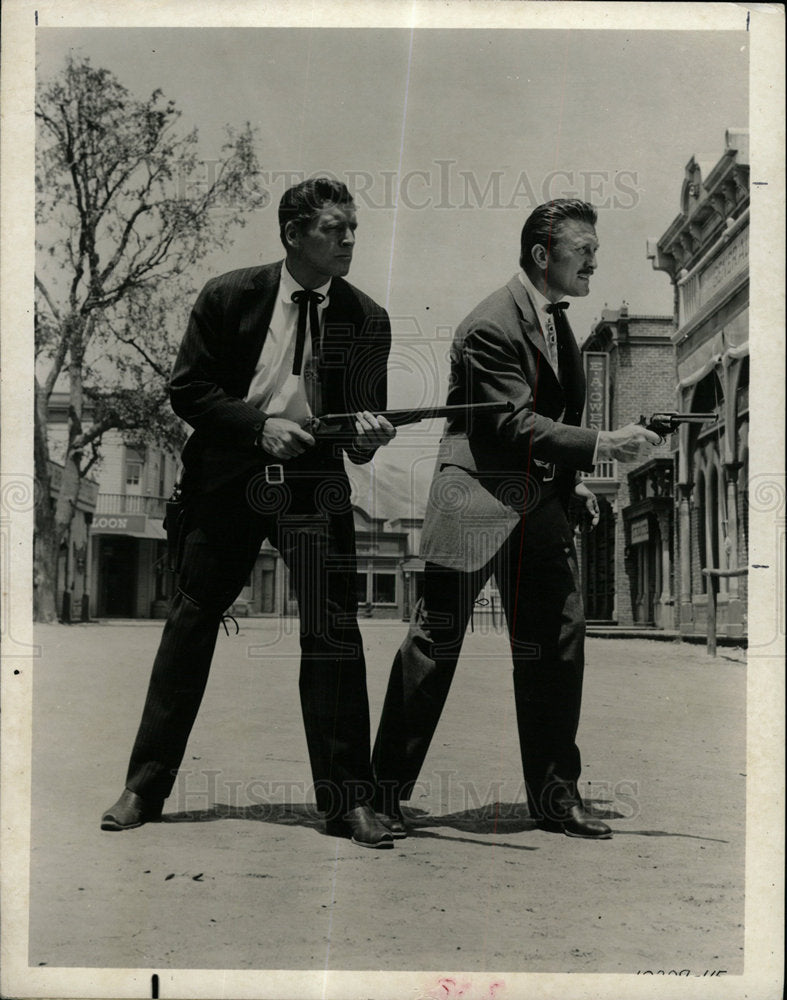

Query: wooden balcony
95 493 167 519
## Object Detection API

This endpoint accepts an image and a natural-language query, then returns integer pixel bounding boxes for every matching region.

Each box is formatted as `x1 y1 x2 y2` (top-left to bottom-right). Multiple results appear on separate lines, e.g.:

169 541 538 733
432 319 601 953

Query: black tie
545 300 571 377
290 289 325 376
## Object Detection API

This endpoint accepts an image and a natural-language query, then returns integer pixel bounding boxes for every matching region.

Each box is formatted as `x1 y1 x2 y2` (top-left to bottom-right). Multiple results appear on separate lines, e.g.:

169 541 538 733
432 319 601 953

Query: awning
92 513 167 541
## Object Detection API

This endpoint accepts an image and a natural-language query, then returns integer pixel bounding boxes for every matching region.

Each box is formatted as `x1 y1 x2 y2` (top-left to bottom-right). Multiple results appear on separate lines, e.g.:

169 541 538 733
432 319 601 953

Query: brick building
577 308 676 627
647 128 749 639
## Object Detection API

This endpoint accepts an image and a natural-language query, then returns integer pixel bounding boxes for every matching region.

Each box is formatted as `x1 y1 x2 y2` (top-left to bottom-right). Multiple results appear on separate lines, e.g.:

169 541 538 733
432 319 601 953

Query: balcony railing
582 461 617 481
96 493 167 519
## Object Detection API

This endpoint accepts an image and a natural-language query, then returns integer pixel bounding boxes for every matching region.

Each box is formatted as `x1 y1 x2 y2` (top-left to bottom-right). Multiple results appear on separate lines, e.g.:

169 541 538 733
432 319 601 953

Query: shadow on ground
158 799 728 845
158 799 649 833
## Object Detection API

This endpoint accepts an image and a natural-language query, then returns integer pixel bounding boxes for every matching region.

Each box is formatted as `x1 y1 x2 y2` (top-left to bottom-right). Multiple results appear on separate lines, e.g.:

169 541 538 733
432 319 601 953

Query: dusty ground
24 619 746 984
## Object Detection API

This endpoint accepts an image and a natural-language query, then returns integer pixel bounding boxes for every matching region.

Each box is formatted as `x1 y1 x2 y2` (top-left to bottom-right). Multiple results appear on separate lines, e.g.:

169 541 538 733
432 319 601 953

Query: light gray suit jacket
419 275 598 572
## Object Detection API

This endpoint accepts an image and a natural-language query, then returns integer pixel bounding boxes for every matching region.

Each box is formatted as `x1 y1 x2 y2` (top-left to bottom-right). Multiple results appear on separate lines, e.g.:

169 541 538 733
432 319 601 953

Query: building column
401 566 411 621
723 462 741 594
723 461 745 637
608 498 618 624
83 514 93 621
678 482 693 631
656 508 674 629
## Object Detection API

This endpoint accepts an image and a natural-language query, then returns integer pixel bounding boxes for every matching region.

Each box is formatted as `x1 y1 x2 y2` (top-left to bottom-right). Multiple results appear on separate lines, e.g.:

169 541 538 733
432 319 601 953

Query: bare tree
34 56 268 621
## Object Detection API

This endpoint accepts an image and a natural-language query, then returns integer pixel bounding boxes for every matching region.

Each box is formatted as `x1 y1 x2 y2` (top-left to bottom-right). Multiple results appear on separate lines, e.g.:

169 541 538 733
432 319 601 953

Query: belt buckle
265 464 284 485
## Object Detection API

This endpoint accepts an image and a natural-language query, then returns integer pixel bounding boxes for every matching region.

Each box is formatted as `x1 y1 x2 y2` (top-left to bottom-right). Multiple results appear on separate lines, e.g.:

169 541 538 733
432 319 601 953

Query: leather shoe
375 809 408 839
325 804 394 849
101 788 164 832
537 805 612 840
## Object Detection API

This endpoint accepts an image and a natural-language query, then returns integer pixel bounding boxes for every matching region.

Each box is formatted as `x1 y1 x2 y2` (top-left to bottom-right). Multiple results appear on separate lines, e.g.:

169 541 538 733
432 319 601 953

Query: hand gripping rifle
637 411 717 442
305 400 514 438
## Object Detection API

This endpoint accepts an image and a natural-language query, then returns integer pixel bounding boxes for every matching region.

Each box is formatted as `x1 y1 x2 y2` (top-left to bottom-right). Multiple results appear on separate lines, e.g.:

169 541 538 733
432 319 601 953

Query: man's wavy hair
278 177 354 248
519 199 597 269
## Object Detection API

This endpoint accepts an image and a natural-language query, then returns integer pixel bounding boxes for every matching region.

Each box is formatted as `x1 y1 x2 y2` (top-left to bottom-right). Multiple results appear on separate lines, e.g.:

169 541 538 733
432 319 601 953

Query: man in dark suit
372 199 660 840
102 178 398 848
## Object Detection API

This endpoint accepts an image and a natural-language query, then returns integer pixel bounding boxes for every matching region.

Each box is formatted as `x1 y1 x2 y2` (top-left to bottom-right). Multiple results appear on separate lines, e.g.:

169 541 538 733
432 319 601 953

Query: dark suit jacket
170 261 391 493
419 274 598 571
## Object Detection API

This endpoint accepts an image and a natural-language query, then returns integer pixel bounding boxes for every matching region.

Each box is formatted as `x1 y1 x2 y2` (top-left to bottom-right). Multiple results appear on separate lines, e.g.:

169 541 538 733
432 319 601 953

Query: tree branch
115 333 171 379
35 274 62 323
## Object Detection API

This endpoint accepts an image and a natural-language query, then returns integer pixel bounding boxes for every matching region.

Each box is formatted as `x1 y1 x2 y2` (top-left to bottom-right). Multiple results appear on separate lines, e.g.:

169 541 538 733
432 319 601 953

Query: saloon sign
92 514 146 534
583 352 609 432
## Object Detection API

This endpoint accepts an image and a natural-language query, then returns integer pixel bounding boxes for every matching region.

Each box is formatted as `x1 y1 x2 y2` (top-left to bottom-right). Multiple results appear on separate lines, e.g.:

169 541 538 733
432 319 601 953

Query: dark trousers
125 470 373 819
372 498 586 821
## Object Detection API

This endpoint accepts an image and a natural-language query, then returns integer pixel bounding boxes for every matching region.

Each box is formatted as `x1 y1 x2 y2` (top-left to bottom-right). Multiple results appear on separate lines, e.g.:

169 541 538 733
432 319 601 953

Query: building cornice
647 129 749 281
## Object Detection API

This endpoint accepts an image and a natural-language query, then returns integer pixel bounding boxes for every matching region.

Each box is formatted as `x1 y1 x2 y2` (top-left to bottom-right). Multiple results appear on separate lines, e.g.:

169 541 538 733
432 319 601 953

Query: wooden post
701 567 749 656
703 570 717 657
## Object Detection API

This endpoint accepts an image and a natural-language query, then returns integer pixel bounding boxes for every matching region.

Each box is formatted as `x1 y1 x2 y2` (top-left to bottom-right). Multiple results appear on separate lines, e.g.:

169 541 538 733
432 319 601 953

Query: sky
34 23 751 508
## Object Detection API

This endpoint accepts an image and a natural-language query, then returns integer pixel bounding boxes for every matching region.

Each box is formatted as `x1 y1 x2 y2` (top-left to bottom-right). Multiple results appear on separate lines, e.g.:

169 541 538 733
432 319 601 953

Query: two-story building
647 128 749 640
46 392 180 619
89 435 180 618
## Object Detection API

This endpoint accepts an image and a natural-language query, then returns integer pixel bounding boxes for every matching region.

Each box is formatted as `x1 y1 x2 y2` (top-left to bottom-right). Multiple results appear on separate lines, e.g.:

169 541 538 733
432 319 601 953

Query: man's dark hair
519 199 598 269
279 177 354 248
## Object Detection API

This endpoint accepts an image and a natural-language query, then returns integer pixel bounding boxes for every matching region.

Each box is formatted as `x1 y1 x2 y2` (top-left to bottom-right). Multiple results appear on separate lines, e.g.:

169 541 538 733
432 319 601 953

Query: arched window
690 369 724 424
735 355 749 414
690 372 725 599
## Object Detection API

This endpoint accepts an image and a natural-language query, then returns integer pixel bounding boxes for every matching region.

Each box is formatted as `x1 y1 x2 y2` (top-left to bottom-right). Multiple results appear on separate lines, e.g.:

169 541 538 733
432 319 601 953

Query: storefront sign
631 517 650 544
584 352 609 432
701 227 748 301
92 513 146 533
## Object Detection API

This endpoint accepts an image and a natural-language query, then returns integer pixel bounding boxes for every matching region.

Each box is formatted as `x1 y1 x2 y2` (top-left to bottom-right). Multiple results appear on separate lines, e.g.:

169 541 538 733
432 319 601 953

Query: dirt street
21 619 746 993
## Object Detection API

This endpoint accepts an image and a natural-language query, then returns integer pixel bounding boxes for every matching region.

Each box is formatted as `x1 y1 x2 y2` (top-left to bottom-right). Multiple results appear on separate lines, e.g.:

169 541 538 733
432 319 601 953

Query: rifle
638 411 717 440
306 400 514 438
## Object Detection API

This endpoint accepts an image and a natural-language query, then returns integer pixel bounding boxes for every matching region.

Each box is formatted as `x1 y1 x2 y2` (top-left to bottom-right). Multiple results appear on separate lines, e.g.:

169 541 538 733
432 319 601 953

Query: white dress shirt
245 263 331 423
518 269 562 378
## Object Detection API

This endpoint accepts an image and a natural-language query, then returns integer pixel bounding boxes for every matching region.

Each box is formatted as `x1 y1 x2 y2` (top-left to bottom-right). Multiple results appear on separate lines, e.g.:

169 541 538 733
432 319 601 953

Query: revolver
637 411 717 441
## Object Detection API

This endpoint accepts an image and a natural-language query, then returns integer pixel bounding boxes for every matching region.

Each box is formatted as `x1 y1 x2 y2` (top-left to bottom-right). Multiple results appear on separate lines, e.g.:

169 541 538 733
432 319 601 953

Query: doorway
97 537 137 617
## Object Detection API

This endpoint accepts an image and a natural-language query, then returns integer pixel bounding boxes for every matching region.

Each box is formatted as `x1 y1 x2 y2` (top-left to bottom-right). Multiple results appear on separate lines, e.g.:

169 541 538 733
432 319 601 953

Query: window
356 573 369 603
125 462 141 486
372 573 396 605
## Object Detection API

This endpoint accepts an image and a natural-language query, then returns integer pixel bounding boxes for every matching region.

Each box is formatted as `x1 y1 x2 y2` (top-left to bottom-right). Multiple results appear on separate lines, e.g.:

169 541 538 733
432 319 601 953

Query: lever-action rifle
306 400 514 437
638 411 717 441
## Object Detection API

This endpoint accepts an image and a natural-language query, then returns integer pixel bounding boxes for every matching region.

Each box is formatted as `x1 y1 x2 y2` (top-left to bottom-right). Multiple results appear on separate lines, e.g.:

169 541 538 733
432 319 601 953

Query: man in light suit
102 178 398 848
372 199 660 839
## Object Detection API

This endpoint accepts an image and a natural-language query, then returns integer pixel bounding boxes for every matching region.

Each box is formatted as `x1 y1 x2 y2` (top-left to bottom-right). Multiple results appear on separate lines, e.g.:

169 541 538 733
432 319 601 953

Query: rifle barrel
314 400 513 429
382 401 513 425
